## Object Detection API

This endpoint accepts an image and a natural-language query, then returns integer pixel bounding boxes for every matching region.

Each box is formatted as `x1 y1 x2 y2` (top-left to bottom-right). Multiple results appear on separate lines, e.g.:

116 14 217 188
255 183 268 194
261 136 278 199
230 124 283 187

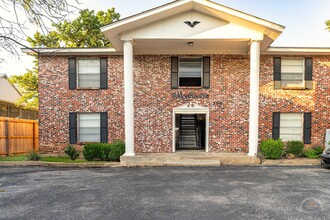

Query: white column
123 39 135 156
248 40 261 156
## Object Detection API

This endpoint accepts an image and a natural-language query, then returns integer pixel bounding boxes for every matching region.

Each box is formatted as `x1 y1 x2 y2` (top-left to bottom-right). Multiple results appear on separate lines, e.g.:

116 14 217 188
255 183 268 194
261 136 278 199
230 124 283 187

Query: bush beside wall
260 139 284 159
82 140 125 161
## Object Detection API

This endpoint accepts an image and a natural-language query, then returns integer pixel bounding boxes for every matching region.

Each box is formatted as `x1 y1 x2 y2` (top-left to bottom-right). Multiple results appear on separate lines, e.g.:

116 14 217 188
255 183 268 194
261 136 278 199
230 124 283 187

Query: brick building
23 0 330 155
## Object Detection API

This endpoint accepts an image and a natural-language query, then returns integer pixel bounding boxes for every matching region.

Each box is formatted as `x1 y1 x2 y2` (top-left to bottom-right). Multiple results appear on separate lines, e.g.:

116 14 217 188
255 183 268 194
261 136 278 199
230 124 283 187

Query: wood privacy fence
0 117 38 156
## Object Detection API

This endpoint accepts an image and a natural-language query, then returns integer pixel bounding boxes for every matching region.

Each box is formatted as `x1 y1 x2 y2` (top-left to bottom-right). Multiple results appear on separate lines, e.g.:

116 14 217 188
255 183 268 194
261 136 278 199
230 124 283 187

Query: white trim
264 47 330 55
21 48 121 55
248 41 260 157
172 103 209 153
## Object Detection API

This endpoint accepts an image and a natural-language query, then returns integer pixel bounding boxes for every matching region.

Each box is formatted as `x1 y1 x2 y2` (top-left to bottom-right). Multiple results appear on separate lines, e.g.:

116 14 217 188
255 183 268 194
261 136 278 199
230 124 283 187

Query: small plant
303 146 324 159
64 145 80 160
108 140 125 161
286 141 304 157
83 143 103 161
260 139 284 159
28 152 41 161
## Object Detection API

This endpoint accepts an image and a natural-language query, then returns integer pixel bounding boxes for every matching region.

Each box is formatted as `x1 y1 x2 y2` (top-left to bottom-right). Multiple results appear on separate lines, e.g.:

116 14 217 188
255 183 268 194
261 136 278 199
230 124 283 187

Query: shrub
303 146 324 159
83 143 104 161
108 140 125 161
313 146 324 156
286 141 304 156
28 152 41 161
83 143 112 161
260 139 284 159
64 145 80 160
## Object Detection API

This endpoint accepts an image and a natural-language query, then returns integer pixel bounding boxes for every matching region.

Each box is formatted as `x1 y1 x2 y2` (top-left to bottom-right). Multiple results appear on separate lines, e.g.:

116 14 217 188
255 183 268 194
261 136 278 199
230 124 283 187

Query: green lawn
0 155 114 163
0 156 28 161
40 156 87 163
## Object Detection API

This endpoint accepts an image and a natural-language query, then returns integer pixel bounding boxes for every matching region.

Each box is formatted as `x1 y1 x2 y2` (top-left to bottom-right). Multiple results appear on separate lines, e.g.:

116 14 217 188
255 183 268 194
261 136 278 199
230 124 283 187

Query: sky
1 0 330 76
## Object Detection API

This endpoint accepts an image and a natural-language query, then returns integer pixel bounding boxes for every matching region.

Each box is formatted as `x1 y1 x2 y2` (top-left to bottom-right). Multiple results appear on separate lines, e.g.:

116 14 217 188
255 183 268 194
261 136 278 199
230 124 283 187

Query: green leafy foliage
27 9 120 48
286 141 304 157
28 152 41 161
108 140 125 162
82 140 125 162
83 143 105 161
260 139 284 159
303 146 324 159
326 20 330 32
64 145 80 160
9 8 120 109
9 60 38 109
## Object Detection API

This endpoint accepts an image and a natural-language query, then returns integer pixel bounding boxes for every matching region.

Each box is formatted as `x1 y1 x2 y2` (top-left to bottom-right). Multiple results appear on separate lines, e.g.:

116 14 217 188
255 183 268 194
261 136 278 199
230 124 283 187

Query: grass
40 156 87 163
0 156 28 161
0 155 118 163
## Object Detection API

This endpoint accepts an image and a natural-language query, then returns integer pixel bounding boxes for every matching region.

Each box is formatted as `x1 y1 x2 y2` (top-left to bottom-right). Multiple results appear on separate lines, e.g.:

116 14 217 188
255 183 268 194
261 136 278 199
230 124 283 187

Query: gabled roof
101 0 285 52
0 74 22 104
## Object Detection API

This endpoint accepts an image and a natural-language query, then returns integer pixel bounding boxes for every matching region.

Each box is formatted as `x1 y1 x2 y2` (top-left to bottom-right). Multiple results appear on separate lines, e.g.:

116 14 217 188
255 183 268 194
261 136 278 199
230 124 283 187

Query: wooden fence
0 117 38 156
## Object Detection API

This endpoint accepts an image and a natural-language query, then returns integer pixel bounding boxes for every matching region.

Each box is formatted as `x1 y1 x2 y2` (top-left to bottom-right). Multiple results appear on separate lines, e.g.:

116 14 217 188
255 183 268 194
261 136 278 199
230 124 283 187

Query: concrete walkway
0 151 321 167
120 150 321 167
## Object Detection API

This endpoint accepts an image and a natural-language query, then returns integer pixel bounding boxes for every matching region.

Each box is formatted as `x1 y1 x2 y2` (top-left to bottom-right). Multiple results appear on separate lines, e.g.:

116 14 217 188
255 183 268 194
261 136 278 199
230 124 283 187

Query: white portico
101 0 285 156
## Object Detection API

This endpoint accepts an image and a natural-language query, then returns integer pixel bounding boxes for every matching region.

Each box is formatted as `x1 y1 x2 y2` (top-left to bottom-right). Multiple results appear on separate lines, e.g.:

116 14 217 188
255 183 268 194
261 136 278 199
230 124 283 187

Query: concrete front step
120 152 260 167
164 159 220 166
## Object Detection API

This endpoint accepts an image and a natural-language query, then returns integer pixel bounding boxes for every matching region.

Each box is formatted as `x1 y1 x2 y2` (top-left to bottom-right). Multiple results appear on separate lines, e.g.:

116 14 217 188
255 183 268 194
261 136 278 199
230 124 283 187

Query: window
273 112 311 144
69 112 108 144
179 57 202 87
77 59 101 88
78 113 101 142
281 58 304 88
171 57 210 89
68 57 108 90
279 113 303 141
273 57 313 90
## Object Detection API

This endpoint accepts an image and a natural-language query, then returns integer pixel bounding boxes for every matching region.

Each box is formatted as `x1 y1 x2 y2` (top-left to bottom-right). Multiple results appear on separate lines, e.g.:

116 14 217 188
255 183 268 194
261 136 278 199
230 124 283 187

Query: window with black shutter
69 112 108 143
68 57 108 89
273 112 312 144
273 57 312 90
171 57 210 88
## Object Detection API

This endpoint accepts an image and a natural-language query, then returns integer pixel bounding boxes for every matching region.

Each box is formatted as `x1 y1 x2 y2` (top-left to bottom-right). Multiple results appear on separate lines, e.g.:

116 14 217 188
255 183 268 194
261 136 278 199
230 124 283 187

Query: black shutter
305 58 313 90
68 58 76 90
100 112 108 143
273 57 281 89
272 112 280 140
203 57 210 89
100 58 108 89
303 113 312 144
69 113 77 144
171 57 179 89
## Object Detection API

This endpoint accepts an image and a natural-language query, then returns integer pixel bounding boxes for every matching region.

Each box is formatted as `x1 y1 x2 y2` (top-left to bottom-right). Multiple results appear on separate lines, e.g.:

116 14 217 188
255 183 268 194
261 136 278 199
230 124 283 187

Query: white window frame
279 113 303 142
281 57 305 88
178 57 203 87
77 113 101 143
77 58 101 88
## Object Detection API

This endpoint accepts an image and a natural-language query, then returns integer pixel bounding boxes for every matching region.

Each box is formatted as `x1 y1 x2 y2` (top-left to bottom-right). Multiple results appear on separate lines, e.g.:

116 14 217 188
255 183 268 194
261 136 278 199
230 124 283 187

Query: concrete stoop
120 151 260 167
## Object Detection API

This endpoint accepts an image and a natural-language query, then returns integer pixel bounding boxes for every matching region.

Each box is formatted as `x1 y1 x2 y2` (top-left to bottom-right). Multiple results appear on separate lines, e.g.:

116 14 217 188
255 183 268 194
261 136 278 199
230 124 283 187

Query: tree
326 20 330 32
9 62 38 109
27 9 120 48
0 0 79 60
9 9 120 109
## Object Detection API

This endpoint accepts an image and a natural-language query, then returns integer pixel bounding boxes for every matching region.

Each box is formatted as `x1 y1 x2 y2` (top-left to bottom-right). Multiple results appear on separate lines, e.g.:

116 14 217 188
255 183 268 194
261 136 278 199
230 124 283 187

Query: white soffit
264 47 330 55
101 0 285 52
21 48 122 56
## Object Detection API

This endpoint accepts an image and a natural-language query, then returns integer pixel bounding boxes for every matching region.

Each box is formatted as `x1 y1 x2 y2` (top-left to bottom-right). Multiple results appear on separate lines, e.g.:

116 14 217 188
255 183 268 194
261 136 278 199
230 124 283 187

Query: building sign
171 91 209 99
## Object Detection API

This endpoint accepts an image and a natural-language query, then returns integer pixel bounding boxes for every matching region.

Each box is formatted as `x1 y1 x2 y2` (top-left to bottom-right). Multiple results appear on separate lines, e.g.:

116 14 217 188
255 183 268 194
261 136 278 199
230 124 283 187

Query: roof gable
101 0 285 52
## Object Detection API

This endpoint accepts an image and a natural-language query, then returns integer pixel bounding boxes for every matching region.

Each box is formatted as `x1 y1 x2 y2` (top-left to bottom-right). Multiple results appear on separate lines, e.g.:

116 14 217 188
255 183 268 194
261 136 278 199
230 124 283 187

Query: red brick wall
259 55 330 146
38 56 125 153
38 54 330 154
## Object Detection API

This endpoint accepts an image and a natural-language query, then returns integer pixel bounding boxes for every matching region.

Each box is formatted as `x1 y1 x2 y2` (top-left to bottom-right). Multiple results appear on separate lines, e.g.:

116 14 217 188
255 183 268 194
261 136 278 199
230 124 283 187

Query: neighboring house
0 74 38 120
23 0 330 155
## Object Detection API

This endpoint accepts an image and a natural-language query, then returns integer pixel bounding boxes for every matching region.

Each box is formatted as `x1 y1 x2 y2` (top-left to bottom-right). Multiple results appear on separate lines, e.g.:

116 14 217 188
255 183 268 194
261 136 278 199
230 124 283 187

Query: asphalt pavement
0 166 329 220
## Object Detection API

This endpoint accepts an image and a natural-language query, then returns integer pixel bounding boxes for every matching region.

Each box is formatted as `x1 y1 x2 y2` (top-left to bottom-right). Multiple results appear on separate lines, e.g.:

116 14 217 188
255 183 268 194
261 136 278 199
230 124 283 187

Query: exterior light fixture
187 42 194 47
